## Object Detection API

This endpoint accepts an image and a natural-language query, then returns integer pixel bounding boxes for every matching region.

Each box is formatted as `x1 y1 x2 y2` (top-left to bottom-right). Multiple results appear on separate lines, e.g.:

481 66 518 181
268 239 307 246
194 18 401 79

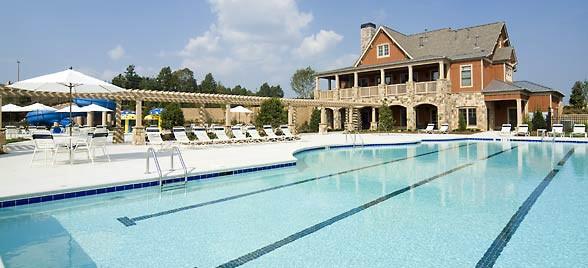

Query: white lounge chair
230 126 254 143
514 124 529 136
30 130 69 166
280 125 300 140
246 126 271 142
570 124 587 138
145 126 172 150
263 125 286 141
418 123 435 134
77 128 111 163
192 126 215 145
172 126 197 147
434 123 449 134
212 126 233 144
548 124 565 137
499 124 512 136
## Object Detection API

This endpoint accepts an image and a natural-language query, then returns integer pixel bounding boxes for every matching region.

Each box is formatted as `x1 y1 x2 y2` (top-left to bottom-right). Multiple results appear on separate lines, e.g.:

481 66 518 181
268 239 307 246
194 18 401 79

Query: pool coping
1 137 586 209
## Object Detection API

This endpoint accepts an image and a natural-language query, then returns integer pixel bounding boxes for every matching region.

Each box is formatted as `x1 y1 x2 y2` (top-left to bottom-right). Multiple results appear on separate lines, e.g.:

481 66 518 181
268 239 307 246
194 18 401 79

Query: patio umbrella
230 105 252 123
1 104 24 112
56 104 85 113
79 104 112 112
20 102 57 112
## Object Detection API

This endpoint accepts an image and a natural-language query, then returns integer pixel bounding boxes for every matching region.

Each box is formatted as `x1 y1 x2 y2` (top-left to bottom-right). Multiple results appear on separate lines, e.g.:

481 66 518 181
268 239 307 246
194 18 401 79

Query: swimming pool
0 141 586 267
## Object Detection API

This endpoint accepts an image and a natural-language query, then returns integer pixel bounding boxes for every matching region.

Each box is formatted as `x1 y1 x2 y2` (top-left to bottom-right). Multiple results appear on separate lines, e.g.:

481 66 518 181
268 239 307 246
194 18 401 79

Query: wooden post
113 101 124 143
132 99 145 145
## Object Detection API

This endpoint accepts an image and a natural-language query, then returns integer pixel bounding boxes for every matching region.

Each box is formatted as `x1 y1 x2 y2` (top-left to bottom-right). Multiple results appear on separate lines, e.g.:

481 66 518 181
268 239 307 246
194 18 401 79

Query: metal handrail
146 146 188 191
344 131 364 147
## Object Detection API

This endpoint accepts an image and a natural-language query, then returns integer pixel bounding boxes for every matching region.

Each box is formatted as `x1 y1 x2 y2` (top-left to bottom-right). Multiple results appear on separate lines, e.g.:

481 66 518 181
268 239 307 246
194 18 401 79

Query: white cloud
100 69 118 80
181 29 220 55
108 45 125 60
295 30 343 58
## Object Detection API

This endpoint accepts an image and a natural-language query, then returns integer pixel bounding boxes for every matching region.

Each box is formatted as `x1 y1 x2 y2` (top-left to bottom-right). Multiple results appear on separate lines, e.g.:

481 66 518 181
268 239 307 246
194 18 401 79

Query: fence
551 114 588 132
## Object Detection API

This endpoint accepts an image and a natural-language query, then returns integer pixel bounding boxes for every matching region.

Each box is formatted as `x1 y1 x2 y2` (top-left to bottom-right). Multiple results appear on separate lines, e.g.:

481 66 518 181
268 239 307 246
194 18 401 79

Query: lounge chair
570 124 587 138
280 125 300 140
418 123 435 134
192 126 215 145
514 124 529 136
499 124 512 136
172 126 197 147
548 124 565 137
246 126 271 142
75 128 111 163
434 123 449 134
263 125 286 141
146 126 171 149
230 126 254 142
212 126 233 144
30 130 69 166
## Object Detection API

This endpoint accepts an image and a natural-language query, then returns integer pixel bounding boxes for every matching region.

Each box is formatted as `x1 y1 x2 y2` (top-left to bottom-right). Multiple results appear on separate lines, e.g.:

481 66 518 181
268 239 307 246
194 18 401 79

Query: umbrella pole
69 83 73 164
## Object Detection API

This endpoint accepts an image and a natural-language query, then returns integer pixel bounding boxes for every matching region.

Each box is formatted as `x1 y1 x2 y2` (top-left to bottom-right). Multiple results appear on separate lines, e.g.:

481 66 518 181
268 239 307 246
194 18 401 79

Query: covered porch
484 93 528 130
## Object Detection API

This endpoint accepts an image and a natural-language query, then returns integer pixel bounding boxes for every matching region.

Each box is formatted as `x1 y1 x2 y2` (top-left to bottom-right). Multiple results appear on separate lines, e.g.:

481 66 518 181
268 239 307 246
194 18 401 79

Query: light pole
16 60 21 81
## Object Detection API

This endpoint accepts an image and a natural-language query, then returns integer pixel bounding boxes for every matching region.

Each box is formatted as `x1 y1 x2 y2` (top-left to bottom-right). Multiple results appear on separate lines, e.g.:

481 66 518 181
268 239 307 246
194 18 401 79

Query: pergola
0 86 378 145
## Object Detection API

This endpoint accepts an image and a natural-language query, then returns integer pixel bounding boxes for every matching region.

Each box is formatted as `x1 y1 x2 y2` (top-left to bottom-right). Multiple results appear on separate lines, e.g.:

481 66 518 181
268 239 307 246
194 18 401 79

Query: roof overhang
318 56 448 77
353 26 414 67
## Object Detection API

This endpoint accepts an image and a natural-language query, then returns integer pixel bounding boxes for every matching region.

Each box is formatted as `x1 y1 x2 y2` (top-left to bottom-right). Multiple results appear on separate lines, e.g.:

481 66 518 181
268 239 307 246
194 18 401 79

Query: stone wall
181 106 314 129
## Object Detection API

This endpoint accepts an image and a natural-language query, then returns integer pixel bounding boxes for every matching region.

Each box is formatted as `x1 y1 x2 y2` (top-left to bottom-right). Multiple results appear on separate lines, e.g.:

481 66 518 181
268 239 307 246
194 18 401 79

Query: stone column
132 99 145 145
113 101 124 143
335 75 340 89
347 106 355 131
354 72 359 87
333 107 341 130
380 69 385 85
107 113 112 126
407 105 416 130
225 104 231 129
370 107 378 130
287 105 294 131
319 106 328 134
87 112 94 127
75 116 83 126
439 61 445 79
314 77 320 99
516 99 523 127
101 111 107 126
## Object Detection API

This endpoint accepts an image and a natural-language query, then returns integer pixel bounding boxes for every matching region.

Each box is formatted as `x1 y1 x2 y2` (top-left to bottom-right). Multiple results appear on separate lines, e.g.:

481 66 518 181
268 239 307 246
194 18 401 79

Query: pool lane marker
215 145 518 268
475 148 575 268
117 143 474 227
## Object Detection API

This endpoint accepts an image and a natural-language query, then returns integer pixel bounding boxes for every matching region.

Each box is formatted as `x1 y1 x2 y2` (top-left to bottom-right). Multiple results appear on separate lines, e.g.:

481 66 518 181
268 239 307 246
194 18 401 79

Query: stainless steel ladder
146 146 188 191
345 131 364 147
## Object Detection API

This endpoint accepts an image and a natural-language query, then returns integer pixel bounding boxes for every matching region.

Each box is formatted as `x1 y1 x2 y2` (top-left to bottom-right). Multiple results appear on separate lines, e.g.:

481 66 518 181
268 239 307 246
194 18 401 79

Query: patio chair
211 126 233 144
548 124 565 137
570 124 587 138
230 126 254 142
192 126 215 145
418 123 435 134
146 126 171 150
514 124 529 136
172 126 197 146
433 123 449 134
75 128 110 163
30 131 69 166
280 125 301 140
245 126 271 142
499 124 512 136
263 125 286 141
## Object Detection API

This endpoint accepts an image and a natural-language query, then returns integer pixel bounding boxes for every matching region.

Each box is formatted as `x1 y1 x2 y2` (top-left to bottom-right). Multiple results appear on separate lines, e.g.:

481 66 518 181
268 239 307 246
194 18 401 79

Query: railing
146 146 188 191
359 86 379 98
319 90 335 100
339 88 353 99
385 84 407 96
344 130 364 147
414 81 437 94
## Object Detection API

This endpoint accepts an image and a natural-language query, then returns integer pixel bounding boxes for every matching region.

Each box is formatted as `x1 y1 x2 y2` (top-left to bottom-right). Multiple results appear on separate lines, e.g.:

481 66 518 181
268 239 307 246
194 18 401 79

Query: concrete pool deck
0 131 586 202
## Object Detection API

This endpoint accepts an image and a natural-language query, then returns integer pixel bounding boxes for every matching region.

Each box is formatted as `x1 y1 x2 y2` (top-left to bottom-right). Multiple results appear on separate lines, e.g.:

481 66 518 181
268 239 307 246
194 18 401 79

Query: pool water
0 141 586 267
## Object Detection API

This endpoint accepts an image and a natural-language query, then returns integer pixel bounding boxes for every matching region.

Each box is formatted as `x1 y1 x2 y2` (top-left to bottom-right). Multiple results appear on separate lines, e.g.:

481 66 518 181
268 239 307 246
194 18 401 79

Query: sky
1 0 587 100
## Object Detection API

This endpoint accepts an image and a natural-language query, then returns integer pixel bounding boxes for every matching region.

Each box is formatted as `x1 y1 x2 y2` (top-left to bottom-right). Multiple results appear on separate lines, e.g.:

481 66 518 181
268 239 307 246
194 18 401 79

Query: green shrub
523 114 533 131
160 103 184 130
255 98 287 128
309 108 321 132
531 110 546 130
458 112 467 131
378 104 394 132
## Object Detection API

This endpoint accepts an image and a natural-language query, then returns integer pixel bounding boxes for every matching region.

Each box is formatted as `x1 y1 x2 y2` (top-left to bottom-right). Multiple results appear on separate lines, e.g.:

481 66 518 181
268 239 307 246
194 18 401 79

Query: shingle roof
382 22 505 61
492 47 514 62
483 80 564 96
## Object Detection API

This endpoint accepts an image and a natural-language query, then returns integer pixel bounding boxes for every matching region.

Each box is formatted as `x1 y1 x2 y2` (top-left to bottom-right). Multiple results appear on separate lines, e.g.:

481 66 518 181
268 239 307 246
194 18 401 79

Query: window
359 78 369 87
377 44 390 58
459 108 477 127
460 65 472 87
505 65 513 82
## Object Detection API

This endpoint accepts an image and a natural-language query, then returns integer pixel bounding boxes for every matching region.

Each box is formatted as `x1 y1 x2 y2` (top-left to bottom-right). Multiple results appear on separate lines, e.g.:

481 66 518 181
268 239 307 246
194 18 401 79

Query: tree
173 68 198 92
531 109 547 130
160 103 185 130
378 104 394 131
570 81 586 109
290 66 316 99
139 77 160 91
255 98 287 128
156 66 175 90
111 74 126 88
458 112 467 131
256 82 284 97
309 108 321 132
200 73 217 93
124 65 141 89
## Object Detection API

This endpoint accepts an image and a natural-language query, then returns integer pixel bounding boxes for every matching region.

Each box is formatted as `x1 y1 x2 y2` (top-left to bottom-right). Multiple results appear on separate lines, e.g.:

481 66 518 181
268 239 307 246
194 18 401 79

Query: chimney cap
360 22 376 29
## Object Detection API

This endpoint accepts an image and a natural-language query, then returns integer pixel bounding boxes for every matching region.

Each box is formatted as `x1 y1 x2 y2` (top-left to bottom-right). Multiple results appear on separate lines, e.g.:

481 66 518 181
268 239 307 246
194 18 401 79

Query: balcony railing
339 88 353 99
359 86 379 98
414 81 437 94
385 84 407 96
319 90 335 100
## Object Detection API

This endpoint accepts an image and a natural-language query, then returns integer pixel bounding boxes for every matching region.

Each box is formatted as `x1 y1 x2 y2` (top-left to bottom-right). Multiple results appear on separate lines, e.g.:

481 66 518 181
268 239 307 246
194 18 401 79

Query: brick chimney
360 22 376 53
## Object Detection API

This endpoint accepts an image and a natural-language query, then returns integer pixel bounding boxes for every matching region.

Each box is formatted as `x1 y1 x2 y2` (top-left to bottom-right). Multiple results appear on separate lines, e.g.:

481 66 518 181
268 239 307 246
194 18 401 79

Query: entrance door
507 107 517 126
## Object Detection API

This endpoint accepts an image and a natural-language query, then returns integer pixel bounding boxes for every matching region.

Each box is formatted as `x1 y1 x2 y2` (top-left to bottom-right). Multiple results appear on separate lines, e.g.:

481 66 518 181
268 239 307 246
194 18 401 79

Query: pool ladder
345 131 364 147
146 146 188 191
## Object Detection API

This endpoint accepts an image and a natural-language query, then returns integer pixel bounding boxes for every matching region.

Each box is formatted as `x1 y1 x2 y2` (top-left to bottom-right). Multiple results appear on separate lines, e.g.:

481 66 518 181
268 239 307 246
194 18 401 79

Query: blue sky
1 0 587 99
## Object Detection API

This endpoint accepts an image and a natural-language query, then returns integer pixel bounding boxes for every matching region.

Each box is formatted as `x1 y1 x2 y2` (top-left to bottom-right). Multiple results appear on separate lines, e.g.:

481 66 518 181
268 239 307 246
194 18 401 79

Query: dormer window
377 44 390 58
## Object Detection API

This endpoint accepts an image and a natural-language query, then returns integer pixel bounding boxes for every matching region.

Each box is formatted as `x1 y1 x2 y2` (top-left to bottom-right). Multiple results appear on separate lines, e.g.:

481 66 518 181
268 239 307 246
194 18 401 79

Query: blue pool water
0 141 586 267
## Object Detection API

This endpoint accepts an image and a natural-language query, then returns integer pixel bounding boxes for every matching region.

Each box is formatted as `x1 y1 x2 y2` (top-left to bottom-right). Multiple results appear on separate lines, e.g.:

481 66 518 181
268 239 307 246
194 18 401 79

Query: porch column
380 69 385 85
516 99 523 127
101 111 107 126
319 106 328 134
314 77 320 100
370 107 378 130
107 113 112 126
287 105 295 133
438 61 445 79
524 100 529 115
113 101 124 143
132 99 145 145
407 105 416 130
225 103 231 129
333 107 341 130
0 95 4 153
353 72 358 87
408 65 413 82
86 112 94 127
328 79 332 90
487 102 496 130
335 75 340 89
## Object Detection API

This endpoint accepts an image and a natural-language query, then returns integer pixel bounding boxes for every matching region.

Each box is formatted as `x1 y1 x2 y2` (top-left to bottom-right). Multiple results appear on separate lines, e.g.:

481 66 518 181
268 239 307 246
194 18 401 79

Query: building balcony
315 80 446 101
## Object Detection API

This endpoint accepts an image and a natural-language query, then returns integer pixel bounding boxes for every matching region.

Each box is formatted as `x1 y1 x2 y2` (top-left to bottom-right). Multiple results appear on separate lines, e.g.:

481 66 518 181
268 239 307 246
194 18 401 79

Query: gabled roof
381 21 505 61
483 80 564 96
492 47 515 62
353 26 414 67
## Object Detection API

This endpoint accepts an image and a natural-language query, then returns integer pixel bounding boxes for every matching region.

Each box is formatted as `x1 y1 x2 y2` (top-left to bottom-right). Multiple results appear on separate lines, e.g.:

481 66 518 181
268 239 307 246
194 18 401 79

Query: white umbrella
1 104 24 112
230 105 253 113
56 104 85 113
20 102 57 112
79 103 112 112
